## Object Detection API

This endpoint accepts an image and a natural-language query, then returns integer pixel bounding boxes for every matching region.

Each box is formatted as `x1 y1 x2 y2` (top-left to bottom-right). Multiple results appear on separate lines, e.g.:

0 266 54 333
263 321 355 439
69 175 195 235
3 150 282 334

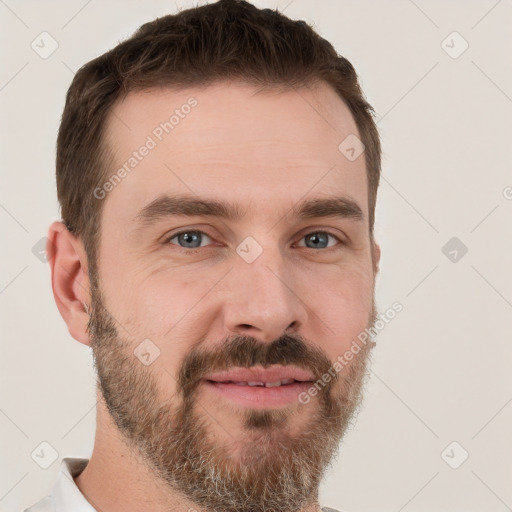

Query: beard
87 278 377 512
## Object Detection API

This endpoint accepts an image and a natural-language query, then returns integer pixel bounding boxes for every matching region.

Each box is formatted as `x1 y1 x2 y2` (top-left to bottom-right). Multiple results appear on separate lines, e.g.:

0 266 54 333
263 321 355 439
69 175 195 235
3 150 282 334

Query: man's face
87 81 380 512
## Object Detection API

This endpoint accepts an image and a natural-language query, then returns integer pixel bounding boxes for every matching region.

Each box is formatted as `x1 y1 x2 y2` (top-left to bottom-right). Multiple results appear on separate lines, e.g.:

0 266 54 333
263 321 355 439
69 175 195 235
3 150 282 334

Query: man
25 0 382 511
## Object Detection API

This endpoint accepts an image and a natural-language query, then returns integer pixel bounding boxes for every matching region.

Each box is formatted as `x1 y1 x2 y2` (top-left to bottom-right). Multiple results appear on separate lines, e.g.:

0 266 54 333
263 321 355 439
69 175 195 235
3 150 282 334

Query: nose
222 245 308 344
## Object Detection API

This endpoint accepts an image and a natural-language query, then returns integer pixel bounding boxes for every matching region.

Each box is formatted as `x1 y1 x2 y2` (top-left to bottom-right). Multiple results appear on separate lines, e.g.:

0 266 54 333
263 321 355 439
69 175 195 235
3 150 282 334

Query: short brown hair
56 0 381 280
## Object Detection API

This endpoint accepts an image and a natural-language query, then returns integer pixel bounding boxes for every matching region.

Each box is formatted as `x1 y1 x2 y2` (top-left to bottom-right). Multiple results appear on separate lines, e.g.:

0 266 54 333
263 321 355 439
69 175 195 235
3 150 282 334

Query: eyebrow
133 193 364 226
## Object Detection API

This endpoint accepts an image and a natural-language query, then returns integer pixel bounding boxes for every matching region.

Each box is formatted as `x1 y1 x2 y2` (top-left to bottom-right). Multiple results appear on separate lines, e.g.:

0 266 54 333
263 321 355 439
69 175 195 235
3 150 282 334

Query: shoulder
321 507 345 512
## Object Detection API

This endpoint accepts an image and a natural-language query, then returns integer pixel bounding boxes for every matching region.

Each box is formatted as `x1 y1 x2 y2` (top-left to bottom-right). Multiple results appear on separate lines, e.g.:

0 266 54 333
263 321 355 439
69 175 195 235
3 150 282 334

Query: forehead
101 81 368 227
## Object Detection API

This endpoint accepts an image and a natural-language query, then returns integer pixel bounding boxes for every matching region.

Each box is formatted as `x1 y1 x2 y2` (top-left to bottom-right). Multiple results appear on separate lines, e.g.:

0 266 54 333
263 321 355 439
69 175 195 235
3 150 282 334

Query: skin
48 81 381 512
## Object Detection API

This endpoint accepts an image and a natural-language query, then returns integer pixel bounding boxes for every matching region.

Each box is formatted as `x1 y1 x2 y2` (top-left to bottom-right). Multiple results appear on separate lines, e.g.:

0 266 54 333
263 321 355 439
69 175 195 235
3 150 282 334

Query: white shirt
23 458 94 512
23 457 344 512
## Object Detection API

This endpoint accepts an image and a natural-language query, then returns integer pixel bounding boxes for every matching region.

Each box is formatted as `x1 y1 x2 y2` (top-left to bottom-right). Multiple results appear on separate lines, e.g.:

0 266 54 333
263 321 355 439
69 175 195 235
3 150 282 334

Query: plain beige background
1 1 511 511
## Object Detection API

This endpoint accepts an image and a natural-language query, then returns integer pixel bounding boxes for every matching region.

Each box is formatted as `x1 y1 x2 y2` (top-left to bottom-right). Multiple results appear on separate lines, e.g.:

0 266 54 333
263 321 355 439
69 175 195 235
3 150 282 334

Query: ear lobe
47 221 92 346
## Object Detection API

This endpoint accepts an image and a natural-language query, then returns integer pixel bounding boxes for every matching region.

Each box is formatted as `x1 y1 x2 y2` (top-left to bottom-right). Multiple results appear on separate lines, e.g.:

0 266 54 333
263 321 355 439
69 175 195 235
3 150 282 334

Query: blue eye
166 229 343 252
168 230 213 249
297 231 341 249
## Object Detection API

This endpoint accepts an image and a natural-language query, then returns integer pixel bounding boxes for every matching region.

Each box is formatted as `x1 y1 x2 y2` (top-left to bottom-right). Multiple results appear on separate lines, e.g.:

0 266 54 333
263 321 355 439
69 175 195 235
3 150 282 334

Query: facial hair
87 279 377 512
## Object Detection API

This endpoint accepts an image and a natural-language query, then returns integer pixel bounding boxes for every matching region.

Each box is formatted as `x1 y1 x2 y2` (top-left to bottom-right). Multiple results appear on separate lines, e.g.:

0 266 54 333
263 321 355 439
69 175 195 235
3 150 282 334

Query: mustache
178 333 335 400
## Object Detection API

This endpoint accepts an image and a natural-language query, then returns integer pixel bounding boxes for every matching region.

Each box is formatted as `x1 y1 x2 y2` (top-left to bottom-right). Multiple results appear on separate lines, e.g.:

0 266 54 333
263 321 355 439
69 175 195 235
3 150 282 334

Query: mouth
202 366 315 408
206 378 305 387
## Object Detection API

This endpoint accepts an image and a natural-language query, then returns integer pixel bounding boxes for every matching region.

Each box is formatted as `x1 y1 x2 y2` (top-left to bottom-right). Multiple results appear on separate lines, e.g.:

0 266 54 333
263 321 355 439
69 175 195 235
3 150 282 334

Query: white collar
50 457 95 511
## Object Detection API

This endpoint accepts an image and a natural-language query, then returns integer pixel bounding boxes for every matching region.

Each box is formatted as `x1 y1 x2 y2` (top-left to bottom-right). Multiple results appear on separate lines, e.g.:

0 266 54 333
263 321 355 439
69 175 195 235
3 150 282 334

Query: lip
203 365 316 384
202 365 316 409
203 380 313 408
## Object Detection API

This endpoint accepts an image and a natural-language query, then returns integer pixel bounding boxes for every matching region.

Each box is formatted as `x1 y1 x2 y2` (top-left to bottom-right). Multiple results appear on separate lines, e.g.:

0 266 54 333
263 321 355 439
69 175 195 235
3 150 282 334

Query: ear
372 239 381 276
47 221 91 346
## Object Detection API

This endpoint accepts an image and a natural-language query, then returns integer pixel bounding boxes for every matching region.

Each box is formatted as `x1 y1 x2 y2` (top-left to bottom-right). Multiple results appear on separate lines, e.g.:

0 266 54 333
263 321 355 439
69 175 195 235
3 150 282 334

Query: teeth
223 379 294 388
224 379 297 387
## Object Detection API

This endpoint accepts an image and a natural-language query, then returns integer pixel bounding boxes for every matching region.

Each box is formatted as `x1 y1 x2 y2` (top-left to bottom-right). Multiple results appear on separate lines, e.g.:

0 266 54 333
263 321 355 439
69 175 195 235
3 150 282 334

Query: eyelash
164 229 345 253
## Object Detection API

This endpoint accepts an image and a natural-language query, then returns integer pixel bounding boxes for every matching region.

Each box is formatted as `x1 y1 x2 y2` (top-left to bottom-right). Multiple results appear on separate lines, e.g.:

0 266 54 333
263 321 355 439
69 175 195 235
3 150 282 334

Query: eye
167 230 213 249
296 231 343 250
165 229 344 252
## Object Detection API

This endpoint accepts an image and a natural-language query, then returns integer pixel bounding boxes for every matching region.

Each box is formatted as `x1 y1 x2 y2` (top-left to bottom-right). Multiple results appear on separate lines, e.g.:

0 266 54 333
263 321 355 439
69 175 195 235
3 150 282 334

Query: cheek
112 268 214 360
96 257 200 379
305 263 374 351
98 239 191 326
